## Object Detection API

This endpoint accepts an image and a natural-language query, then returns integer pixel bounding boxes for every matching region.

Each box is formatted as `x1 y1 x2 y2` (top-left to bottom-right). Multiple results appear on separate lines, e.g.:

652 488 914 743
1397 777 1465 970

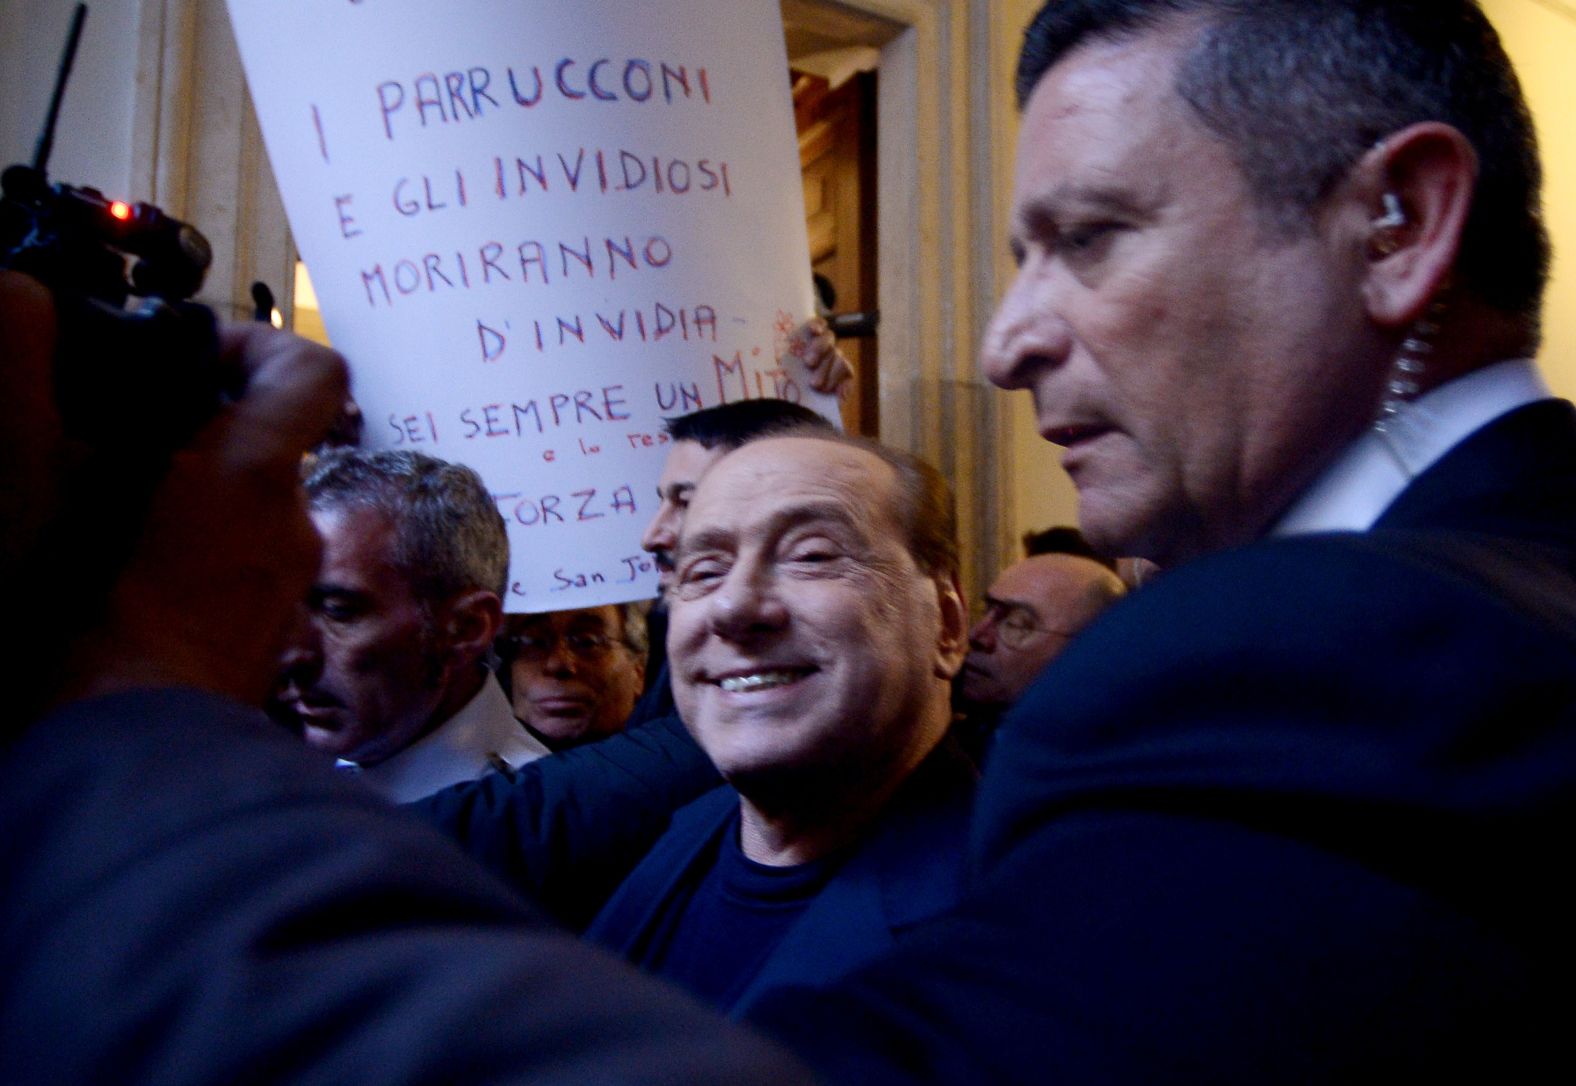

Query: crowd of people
5 0 1575 1081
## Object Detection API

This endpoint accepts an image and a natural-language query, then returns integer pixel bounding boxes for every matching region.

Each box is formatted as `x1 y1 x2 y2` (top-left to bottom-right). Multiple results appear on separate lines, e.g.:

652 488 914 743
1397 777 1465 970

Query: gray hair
304 449 509 603
1016 0 1549 336
614 600 650 658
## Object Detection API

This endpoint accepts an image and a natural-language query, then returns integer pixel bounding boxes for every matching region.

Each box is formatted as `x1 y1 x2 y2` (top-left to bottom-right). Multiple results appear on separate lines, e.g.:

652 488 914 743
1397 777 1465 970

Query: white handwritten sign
225 0 831 610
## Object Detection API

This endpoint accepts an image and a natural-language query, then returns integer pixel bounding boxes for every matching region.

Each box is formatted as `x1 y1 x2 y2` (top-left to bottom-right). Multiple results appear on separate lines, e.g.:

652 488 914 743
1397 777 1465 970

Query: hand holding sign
784 317 853 397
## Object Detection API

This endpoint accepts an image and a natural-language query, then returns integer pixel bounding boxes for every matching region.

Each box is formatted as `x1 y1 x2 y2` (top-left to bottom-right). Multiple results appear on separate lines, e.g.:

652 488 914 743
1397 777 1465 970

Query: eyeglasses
977 602 1071 652
496 630 620 663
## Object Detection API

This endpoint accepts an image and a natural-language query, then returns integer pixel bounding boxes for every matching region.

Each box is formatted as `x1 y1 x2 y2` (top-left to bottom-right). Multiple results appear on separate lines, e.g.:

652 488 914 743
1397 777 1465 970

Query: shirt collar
1271 359 1550 538
337 673 548 801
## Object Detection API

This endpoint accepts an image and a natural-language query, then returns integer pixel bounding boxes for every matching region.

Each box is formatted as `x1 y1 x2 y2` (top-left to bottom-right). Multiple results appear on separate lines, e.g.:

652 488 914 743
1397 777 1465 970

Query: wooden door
795 69 879 435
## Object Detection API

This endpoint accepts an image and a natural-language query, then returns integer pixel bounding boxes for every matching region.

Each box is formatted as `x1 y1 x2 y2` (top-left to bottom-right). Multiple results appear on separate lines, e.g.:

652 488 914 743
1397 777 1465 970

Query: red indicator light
109 200 131 220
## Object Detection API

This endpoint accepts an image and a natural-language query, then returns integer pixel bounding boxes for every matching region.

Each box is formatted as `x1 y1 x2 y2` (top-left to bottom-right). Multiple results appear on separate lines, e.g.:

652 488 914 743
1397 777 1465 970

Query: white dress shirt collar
1271 359 1549 538
338 672 549 803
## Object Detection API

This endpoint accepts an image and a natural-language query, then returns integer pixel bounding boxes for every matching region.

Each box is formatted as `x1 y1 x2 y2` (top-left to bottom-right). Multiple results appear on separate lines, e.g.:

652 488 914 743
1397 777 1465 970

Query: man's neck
1268 357 1547 539
424 663 488 742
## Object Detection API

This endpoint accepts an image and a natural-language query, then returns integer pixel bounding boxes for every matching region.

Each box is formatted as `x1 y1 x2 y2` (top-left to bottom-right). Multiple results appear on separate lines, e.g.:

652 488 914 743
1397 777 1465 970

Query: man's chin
957 667 999 708
528 718 595 747
960 688 1011 716
528 705 594 733
300 719 355 758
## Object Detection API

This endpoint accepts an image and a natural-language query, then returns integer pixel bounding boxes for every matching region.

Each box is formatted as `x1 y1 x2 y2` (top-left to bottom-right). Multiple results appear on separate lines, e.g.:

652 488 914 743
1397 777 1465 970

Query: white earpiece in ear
1373 192 1407 230
1368 192 1408 258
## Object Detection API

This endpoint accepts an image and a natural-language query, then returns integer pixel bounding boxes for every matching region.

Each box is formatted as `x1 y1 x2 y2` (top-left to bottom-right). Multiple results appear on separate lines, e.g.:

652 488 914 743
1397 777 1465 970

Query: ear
931 573 969 681
1351 122 1479 329
441 589 504 668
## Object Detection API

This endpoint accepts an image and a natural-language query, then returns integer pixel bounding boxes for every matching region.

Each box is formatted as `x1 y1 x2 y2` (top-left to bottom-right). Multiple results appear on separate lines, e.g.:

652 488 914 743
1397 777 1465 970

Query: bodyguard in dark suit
759 407 1576 1081
750 1 1576 1080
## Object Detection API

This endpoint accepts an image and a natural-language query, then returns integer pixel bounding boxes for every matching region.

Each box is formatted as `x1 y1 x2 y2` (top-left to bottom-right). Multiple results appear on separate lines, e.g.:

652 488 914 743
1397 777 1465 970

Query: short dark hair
1016 0 1549 330
1022 525 1117 571
774 428 960 585
663 399 832 452
304 449 509 602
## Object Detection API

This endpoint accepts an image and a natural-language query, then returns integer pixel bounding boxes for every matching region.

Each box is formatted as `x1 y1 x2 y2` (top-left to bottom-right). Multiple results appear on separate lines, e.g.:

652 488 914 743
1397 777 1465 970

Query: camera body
0 162 226 450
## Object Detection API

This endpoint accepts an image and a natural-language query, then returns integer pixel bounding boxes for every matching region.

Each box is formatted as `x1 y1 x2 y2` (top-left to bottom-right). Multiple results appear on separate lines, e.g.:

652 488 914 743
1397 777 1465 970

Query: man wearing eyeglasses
499 604 648 750
957 553 1125 726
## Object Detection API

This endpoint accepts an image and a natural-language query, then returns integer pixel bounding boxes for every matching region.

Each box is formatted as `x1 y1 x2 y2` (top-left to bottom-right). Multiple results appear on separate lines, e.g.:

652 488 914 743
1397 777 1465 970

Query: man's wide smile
710 666 817 693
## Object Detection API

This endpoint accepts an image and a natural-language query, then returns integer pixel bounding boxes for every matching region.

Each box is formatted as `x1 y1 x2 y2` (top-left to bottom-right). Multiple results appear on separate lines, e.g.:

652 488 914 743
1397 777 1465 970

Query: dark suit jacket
588 740 977 1016
754 400 1576 1083
632 602 677 725
0 690 809 1085
626 658 677 729
410 711 720 929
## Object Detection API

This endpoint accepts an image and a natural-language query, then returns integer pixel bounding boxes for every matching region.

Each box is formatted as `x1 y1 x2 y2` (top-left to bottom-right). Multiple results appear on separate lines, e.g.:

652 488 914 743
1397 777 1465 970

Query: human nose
968 611 998 652
542 637 578 676
277 603 322 681
641 501 678 556
708 558 789 642
980 261 1070 391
